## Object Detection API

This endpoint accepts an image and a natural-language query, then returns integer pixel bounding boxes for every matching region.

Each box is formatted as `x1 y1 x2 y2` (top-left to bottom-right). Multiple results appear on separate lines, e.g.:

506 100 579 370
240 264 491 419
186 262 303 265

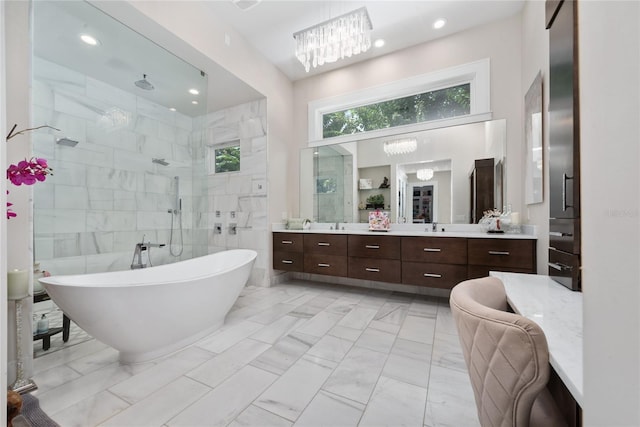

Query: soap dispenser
37 314 49 334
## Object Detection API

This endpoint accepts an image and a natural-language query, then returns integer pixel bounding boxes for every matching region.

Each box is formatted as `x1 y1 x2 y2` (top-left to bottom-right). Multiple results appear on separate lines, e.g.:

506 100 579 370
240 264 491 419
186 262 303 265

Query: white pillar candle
7 269 29 300
511 212 521 225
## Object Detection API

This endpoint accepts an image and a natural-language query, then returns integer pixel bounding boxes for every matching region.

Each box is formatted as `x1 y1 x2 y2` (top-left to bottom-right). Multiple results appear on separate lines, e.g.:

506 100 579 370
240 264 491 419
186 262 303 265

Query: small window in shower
210 140 241 174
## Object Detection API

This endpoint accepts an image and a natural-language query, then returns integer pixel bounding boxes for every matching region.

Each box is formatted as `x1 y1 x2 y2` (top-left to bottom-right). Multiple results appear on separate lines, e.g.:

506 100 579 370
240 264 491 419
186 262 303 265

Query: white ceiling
32 1 524 116
204 0 525 81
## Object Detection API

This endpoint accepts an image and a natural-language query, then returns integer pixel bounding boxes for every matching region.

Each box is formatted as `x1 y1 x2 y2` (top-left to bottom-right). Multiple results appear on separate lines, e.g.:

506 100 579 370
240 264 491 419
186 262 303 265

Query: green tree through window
215 145 240 173
323 83 471 139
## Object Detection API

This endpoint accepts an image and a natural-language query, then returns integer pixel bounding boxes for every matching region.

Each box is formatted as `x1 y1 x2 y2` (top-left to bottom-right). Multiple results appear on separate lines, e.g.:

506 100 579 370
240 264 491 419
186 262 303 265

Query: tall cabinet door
548 0 580 219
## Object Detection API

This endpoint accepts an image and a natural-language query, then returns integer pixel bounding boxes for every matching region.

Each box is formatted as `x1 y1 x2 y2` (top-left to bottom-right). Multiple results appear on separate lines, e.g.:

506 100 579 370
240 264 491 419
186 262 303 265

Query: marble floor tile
250 332 319 376
306 334 353 362
382 352 430 388
373 302 410 326
102 377 211 427
337 306 378 330
196 320 264 353
167 365 277 427
37 362 151 415
424 365 480 427
31 280 480 427
254 355 337 421
250 315 307 344
294 310 345 337
51 390 129 427
66 346 120 375
327 324 363 342
248 303 298 324
359 376 427 427
435 303 458 336
322 346 388 404
187 338 270 388
31 364 82 391
109 346 215 404
398 315 436 344
228 404 293 427
293 390 365 427
431 331 467 373
354 327 397 354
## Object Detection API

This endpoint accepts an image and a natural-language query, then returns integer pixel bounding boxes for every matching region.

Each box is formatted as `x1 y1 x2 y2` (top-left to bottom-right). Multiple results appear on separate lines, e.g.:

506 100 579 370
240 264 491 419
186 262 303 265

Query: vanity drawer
304 253 348 277
401 237 468 264
348 257 401 283
467 265 534 279
348 235 401 259
304 234 348 255
272 251 304 272
468 239 535 270
402 262 468 289
273 232 304 253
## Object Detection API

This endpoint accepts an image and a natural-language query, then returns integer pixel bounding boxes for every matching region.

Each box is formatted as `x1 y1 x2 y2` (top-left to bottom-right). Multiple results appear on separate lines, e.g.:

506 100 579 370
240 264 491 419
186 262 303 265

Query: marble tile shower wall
202 99 268 286
32 57 203 274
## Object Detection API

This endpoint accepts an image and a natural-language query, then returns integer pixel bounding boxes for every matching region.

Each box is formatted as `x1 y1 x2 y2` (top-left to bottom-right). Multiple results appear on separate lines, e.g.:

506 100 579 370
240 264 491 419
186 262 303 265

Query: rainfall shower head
152 158 169 166
134 74 154 91
56 137 79 147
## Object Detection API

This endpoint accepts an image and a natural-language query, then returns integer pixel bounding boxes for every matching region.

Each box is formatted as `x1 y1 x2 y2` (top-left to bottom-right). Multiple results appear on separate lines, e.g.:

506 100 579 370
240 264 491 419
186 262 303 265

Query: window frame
308 58 492 147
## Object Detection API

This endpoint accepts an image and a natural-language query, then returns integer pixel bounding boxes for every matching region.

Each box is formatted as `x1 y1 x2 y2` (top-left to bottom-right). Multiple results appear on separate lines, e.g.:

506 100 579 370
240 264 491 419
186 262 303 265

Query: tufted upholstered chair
449 276 567 427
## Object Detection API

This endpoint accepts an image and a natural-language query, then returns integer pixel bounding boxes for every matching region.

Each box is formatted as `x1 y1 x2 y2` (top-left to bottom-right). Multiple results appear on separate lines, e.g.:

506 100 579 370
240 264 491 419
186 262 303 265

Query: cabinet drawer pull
365 245 380 249
281 240 293 244
549 262 573 271
423 248 441 252
318 242 330 246
281 260 294 264
365 268 380 273
318 263 331 268
549 231 573 237
488 250 510 256
423 273 442 278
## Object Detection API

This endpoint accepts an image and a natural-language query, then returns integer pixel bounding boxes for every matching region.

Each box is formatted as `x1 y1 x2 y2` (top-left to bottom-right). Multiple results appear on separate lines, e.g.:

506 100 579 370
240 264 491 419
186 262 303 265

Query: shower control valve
214 223 222 234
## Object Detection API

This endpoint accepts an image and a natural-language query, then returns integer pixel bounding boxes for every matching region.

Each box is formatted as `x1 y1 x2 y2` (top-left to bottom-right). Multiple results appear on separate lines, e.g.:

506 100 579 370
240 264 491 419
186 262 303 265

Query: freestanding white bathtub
38 249 257 363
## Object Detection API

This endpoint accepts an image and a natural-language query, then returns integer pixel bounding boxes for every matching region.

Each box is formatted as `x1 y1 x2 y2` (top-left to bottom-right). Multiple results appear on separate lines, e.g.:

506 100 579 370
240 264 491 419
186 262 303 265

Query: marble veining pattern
32 280 480 426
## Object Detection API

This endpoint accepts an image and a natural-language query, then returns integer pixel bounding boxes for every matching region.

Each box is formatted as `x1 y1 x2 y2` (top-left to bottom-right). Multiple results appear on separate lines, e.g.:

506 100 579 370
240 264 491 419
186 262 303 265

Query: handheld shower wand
169 176 184 257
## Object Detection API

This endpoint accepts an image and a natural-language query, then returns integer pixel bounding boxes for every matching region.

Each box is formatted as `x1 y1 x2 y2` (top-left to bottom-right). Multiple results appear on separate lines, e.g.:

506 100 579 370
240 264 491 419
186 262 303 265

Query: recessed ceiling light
433 18 447 30
80 34 99 46
169 107 177 112
374 39 385 48
192 100 199 105
189 89 199 95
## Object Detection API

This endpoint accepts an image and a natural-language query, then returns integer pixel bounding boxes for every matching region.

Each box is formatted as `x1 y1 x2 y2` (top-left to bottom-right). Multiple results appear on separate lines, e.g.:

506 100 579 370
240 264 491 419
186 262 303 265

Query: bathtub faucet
131 237 166 269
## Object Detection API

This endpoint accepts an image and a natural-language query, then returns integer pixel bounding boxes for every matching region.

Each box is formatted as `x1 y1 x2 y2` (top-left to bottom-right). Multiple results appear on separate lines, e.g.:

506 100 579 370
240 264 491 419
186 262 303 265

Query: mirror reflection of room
300 119 506 225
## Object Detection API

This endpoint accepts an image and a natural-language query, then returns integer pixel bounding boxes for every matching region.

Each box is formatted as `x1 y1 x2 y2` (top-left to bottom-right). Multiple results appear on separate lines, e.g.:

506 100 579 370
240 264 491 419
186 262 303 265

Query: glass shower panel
31 1 209 273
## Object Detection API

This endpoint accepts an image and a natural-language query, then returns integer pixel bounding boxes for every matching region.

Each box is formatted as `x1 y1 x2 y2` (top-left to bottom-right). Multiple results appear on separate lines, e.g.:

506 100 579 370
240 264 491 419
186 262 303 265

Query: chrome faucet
432 222 438 232
131 235 166 269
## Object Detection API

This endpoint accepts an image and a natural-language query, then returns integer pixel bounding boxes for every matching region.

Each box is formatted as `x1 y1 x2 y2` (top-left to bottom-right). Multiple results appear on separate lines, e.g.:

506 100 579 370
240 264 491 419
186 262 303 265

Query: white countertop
272 223 537 240
490 271 583 407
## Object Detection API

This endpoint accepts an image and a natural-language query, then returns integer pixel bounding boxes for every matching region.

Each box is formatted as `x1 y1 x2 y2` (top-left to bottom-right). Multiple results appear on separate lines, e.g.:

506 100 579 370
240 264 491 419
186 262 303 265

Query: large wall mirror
300 119 506 224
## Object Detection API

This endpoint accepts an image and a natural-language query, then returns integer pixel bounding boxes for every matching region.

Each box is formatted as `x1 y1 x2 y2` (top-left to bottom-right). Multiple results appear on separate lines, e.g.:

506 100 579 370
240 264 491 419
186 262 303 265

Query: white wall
4 0 34 385
1 0 7 420
520 0 550 274
292 14 523 223
579 2 640 425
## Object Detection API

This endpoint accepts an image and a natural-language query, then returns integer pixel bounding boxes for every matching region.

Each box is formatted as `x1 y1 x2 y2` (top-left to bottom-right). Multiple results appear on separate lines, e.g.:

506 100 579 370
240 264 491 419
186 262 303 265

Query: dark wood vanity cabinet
302 233 348 277
272 232 304 272
401 237 468 289
468 238 536 278
348 235 401 283
273 232 536 290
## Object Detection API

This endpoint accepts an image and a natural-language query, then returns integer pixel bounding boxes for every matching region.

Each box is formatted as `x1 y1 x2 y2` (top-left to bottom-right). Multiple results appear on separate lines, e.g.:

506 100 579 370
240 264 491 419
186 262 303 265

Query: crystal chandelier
416 168 434 181
293 7 372 73
383 138 417 156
